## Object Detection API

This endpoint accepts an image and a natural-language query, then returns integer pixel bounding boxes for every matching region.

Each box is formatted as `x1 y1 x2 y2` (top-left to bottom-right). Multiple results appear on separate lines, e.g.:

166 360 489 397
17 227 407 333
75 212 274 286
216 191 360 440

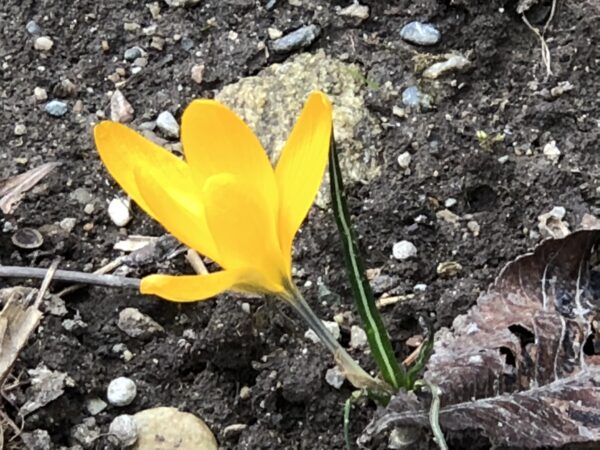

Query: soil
1 0 599 449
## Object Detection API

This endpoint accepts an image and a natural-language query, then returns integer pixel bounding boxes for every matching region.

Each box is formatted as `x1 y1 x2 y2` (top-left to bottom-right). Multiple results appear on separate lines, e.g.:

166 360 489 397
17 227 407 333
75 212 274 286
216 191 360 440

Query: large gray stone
215 50 382 206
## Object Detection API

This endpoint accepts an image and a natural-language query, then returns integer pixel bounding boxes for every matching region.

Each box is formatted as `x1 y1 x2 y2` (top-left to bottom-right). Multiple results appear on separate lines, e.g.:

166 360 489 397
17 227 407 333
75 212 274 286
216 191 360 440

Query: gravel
400 21 441 46
106 377 137 407
271 25 320 54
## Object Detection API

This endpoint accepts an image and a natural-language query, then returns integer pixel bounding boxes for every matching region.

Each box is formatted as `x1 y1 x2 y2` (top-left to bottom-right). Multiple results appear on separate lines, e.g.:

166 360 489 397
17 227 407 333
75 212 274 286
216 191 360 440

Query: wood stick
0 266 140 289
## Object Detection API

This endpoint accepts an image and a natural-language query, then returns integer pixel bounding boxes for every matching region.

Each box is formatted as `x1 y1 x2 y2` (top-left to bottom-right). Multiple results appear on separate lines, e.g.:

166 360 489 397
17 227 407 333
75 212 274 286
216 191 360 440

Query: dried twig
55 256 128 297
521 0 559 78
0 266 140 289
185 249 208 275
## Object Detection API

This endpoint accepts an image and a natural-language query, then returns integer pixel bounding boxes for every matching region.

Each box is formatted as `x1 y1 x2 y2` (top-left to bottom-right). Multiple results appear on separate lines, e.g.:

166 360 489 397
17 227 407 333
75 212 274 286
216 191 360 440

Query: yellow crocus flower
94 92 331 302
94 91 386 392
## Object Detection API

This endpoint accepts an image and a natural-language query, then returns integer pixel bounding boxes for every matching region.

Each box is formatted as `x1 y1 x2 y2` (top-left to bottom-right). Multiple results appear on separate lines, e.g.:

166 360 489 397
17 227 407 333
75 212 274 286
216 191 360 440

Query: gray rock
180 37 194 51
71 418 100 449
338 3 369 20
370 274 398 295
401 86 433 111
110 89 134 123
26 20 42 35
305 320 340 344
109 414 138 447
156 111 179 138
21 429 51 450
164 0 201 6
124 46 143 61
85 397 108 415
400 21 441 46
392 240 417 260
107 377 137 407
271 25 320 54
215 50 383 207
20 365 75 416
70 187 93 204
44 100 68 117
117 307 164 338
397 151 411 169
349 325 368 348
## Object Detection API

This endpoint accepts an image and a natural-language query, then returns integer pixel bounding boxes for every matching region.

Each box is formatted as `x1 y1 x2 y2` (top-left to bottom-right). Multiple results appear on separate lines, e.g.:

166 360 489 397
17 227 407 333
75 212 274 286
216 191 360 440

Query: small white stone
414 283 427 292
304 320 340 344
325 366 345 389
267 27 283 40
110 90 134 123
83 203 95 215
34 36 54 51
107 377 137 407
191 64 204 84
156 111 179 138
392 240 417 260
349 325 368 348
34 87 48 101
109 414 138 447
497 155 509 164
239 386 251 400
467 220 480 237
338 3 369 20
108 197 131 227
444 198 457 208
59 217 77 232
543 140 560 163
397 151 411 169
86 397 108 415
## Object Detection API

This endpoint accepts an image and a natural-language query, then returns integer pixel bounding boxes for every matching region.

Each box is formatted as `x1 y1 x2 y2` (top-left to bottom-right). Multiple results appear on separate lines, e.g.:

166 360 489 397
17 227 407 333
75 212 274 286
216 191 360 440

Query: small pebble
124 46 143 61
123 22 140 32
133 57 147 67
26 20 41 35
423 53 470 79
191 64 204 84
110 90 135 123
397 151 411 169
467 220 480 237
239 386 251 400
338 3 369 20
325 366 345 389
33 36 54 51
107 377 137 407
400 21 441 46
118 307 165 338
84 203 95 214
223 424 248 438
304 320 340 344
414 283 427 292
156 111 180 138
271 25 320 54
543 140 560 163
349 325 368 349
108 197 131 226
392 240 417 260
44 100 68 117
181 37 194 51
401 86 433 111
164 0 201 6
86 397 108 416
108 415 138 447
14 123 26 136
11 228 44 249
436 261 463 277
497 155 509 164
444 198 457 208
34 87 48 101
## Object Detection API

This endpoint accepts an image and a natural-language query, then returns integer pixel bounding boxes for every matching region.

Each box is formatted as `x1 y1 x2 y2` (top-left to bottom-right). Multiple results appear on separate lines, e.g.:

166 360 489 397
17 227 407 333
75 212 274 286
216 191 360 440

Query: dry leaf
362 229 600 448
0 162 59 214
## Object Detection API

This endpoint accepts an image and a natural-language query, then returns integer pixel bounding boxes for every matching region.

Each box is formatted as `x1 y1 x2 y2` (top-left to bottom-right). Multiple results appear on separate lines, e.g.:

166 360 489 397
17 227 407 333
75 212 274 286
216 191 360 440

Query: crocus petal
181 100 279 218
274 92 332 267
134 169 219 263
140 270 247 302
94 121 190 218
202 173 287 294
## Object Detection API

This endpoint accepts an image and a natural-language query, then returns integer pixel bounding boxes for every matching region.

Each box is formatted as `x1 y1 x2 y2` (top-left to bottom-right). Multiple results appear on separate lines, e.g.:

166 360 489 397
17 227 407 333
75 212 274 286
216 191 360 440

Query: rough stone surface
133 407 217 450
156 110 180 138
392 240 418 260
216 50 382 206
44 100 68 117
33 36 54 51
110 89 135 123
109 414 138 447
271 25 320 54
117 307 164 338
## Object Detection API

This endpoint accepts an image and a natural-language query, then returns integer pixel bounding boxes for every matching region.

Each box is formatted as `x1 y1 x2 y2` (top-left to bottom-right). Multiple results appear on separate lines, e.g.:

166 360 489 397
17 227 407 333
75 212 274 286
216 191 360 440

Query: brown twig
0 266 140 289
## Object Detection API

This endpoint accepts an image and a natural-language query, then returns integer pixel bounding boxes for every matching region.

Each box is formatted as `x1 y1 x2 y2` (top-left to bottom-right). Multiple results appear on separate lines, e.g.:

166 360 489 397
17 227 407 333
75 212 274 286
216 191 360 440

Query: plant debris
362 229 600 448
0 162 59 214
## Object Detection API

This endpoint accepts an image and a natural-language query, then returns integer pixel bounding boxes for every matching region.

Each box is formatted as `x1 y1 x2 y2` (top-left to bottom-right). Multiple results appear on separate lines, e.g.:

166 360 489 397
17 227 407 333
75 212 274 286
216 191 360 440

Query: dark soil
1 0 599 449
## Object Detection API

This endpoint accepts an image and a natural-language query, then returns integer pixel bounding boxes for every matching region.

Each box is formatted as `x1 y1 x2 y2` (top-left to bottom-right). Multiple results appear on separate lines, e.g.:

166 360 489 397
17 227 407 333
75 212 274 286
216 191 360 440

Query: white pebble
109 414 138 447
543 140 560 163
392 240 417 260
110 90 135 123
14 124 26 136
304 321 340 344
156 111 180 138
349 325 368 348
107 377 137 407
34 36 54 51
191 64 204 84
108 197 131 227
325 366 345 389
444 198 457 208
397 151 411 169
33 87 48 101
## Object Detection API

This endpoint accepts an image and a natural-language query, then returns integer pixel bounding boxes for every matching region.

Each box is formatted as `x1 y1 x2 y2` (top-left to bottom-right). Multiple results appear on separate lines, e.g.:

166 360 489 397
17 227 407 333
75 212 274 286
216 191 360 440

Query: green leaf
406 333 434 389
328 134 406 391
343 397 353 450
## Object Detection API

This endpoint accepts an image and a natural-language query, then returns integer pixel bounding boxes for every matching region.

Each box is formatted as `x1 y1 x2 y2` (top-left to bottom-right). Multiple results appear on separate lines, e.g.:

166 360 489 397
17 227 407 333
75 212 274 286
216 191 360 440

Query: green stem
280 284 391 395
